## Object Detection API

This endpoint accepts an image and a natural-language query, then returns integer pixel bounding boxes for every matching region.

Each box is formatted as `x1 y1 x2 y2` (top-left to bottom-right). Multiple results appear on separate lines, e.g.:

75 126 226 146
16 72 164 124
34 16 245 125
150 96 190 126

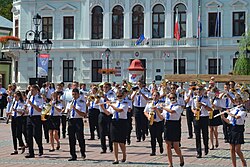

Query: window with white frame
208 59 221 74
174 59 186 74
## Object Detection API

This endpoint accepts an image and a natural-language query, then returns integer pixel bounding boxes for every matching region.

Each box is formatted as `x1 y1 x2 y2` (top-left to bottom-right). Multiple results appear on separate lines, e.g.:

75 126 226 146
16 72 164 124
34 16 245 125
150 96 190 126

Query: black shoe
25 154 35 158
150 152 156 156
210 146 214 150
110 149 113 153
38 152 43 156
88 138 95 140
121 159 126 162
196 154 202 158
142 135 146 141
187 136 193 139
56 143 60 150
10 151 18 155
180 156 184 166
68 157 77 161
224 139 229 143
18 147 22 150
21 147 25 154
127 139 131 145
63 134 66 139
112 161 119 164
205 150 209 155
81 153 86 160
160 147 164 154
46 139 49 143
100 150 106 154
49 149 55 152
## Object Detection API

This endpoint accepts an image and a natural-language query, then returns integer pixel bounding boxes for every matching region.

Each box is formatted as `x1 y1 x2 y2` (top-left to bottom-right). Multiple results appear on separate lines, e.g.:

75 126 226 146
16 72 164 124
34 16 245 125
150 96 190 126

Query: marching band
3 79 249 167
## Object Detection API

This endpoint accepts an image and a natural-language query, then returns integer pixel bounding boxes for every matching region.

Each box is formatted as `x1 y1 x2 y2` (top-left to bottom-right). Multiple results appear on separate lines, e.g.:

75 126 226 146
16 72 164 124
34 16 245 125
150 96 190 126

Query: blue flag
135 34 145 45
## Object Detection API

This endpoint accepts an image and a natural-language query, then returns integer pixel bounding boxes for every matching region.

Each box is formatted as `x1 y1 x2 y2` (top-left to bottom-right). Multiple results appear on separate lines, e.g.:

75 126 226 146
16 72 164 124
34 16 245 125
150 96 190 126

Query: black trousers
11 116 25 150
222 108 229 141
134 106 147 140
21 116 28 145
61 115 67 137
98 113 112 151
186 106 194 138
42 116 49 142
26 116 43 156
126 111 133 142
193 116 209 155
68 118 85 158
88 108 100 139
149 121 164 153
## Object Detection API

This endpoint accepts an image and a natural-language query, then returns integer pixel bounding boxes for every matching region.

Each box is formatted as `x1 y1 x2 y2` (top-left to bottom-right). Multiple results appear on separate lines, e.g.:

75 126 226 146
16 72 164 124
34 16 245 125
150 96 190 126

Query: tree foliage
233 31 250 75
0 0 13 21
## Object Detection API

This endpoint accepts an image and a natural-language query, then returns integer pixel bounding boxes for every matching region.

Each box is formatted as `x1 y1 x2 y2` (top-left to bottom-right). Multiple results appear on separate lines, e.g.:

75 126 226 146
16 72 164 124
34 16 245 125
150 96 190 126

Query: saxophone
149 103 155 125
41 103 51 121
195 99 201 121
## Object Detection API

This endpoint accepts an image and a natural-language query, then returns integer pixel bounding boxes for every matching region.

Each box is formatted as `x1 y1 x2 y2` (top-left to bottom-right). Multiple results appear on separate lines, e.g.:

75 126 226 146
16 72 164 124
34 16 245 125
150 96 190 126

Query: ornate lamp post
105 48 111 82
21 13 53 85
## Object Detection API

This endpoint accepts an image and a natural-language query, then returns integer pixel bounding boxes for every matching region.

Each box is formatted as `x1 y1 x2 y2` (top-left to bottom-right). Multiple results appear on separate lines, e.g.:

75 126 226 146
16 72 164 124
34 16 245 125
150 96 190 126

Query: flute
213 104 243 118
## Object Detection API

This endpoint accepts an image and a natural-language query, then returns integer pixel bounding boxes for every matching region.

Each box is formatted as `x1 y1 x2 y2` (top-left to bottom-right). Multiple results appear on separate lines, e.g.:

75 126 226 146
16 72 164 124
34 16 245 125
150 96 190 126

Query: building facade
6 0 249 87
0 16 13 88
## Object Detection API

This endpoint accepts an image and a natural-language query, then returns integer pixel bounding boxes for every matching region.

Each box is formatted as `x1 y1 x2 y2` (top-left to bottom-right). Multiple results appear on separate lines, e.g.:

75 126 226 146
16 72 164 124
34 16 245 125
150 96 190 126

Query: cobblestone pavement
0 111 249 167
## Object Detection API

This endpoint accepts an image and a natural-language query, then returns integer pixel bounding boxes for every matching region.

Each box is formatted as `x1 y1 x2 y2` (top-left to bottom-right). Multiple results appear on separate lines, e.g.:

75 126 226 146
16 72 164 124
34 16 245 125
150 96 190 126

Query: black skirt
48 116 61 130
164 120 181 142
228 124 245 144
208 110 222 126
110 119 128 143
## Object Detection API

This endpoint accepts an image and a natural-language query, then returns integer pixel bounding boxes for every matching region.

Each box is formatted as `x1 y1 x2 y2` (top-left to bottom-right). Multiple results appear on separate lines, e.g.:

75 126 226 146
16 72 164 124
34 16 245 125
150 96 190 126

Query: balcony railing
1 37 242 51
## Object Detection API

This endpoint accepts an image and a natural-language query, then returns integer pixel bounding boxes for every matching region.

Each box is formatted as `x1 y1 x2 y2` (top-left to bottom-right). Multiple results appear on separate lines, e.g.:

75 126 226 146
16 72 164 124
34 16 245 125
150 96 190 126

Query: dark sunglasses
169 97 176 99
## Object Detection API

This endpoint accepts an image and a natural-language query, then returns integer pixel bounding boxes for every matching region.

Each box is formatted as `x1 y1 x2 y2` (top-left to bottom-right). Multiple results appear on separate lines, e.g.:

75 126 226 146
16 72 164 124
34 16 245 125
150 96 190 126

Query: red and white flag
174 12 180 41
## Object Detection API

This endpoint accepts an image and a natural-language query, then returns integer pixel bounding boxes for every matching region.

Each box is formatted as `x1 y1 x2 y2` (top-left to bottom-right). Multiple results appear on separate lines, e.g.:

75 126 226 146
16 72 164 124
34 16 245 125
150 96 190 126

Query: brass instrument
209 109 213 119
41 103 51 121
240 84 249 102
195 101 201 121
149 103 155 126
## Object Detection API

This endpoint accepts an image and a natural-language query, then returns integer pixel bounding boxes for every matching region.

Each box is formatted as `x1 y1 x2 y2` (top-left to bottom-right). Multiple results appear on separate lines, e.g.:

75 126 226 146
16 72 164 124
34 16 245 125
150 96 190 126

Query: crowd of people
0 78 248 167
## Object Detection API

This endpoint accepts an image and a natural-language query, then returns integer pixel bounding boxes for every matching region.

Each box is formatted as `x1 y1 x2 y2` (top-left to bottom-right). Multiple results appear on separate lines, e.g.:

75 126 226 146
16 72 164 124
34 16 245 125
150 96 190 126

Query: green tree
233 31 250 75
0 0 13 21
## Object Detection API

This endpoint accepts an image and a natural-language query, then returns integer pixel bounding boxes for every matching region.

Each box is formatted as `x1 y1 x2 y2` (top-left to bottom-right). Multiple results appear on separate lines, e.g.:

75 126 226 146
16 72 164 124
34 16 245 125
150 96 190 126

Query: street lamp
105 48 111 82
21 13 53 85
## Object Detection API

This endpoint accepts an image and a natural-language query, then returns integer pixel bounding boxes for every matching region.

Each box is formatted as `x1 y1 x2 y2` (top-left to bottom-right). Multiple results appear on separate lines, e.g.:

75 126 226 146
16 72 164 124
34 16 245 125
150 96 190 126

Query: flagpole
197 6 201 74
176 8 179 74
216 6 219 75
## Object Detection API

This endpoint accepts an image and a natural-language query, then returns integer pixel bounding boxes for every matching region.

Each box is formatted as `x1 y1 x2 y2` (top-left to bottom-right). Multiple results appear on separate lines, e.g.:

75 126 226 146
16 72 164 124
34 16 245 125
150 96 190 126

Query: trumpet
41 104 51 121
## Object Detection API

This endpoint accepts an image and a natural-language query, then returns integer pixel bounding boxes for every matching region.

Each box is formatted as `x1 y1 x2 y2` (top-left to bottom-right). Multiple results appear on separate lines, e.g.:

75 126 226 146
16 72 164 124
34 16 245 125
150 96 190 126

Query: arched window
152 4 165 38
112 5 124 39
174 4 186 38
132 5 144 39
92 6 103 39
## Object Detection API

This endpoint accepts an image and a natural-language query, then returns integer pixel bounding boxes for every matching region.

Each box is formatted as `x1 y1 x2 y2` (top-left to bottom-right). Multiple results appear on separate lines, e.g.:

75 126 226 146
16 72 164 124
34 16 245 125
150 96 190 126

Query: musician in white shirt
161 93 184 167
48 92 63 152
66 88 87 161
221 95 247 167
144 91 164 156
102 89 128 164
7 91 26 155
